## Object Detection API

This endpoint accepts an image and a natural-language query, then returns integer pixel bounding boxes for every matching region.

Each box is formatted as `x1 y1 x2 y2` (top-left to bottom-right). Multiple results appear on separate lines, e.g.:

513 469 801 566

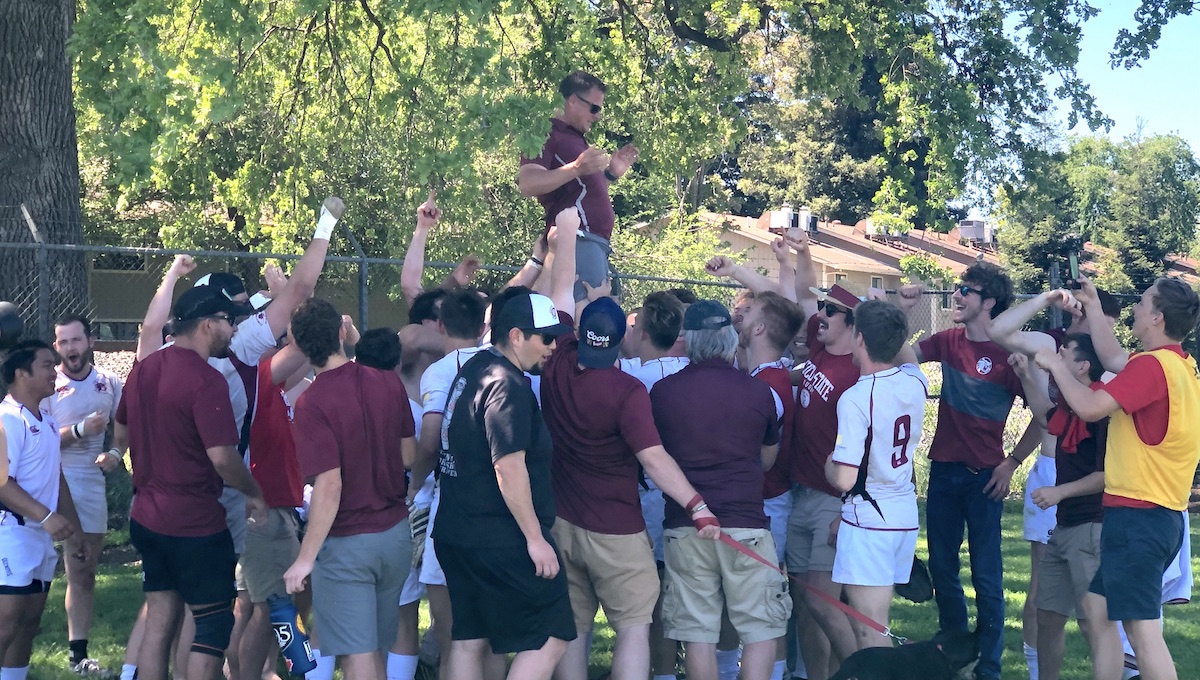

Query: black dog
828 628 980 680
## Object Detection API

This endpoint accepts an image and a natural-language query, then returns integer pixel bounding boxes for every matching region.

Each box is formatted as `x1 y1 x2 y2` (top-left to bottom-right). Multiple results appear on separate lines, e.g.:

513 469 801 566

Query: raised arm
772 237 798 303
137 254 196 360
440 254 482 292
547 208 579 315
499 234 549 294
402 191 440 305
704 255 781 296
1078 277 1128 373
989 290 1078 356
786 229 819 321
259 198 340 338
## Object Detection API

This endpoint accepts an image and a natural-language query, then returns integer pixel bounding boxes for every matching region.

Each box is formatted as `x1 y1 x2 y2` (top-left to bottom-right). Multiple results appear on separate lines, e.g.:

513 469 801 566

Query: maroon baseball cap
809 284 863 311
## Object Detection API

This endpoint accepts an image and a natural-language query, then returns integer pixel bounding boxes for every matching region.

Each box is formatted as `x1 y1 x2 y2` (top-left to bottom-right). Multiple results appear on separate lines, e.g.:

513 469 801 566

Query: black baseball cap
494 293 572 337
172 286 254 322
682 300 733 331
194 272 247 298
578 298 626 368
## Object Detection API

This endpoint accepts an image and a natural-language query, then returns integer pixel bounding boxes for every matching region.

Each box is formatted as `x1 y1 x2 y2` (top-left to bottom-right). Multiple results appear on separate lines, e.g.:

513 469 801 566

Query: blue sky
1058 1 1200 150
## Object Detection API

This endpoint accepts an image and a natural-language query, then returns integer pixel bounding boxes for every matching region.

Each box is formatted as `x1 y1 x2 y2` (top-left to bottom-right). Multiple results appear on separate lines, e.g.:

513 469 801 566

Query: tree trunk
0 0 87 340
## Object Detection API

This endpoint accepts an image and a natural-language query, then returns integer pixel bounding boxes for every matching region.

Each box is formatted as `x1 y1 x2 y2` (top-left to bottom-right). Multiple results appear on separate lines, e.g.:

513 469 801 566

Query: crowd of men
1 69 1199 680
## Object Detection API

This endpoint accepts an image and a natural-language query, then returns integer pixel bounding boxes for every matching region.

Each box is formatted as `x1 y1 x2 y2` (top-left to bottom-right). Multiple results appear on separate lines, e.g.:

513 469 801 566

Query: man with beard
1 339 86 680
43 315 124 678
114 286 268 680
433 284 576 680
781 227 863 680
734 291 803 680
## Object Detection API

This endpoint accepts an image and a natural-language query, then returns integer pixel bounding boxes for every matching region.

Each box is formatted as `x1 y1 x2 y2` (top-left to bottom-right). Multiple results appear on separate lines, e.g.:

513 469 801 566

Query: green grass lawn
29 504 1200 679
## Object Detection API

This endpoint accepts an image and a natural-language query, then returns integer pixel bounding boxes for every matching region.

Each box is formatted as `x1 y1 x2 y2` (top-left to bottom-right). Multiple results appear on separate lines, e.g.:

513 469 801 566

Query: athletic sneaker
70 658 119 679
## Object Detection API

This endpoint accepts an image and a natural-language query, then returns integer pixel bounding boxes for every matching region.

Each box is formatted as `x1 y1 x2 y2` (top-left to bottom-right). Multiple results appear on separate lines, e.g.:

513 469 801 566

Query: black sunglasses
956 284 985 297
208 313 235 325
817 301 853 322
575 93 602 115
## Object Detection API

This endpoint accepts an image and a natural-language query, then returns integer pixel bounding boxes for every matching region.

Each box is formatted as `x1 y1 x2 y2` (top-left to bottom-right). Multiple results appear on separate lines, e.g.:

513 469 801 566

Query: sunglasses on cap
575 93 602 115
817 301 853 321
956 284 985 297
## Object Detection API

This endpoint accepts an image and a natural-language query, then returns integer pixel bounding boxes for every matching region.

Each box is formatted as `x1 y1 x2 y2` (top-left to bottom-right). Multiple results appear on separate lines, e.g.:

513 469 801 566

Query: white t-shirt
421 346 489 419
831 364 928 530
409 397 435 508
211 311 278 433
625 356 690 393
42 366 123 469
1 396 61 520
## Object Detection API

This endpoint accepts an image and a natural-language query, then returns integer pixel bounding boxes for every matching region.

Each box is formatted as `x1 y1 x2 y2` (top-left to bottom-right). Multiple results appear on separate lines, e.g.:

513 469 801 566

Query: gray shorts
312 519 413 656
236 508 300 603
219 486 247 555
573 231 612 302
785 487 842 573
1038 522 1102 617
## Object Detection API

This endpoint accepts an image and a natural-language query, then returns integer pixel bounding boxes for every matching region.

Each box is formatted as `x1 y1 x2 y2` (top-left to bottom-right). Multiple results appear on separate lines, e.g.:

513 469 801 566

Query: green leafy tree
899 253 954 286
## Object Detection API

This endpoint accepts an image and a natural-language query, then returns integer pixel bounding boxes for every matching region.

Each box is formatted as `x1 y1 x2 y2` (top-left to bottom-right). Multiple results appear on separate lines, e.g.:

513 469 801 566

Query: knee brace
191 602 234 657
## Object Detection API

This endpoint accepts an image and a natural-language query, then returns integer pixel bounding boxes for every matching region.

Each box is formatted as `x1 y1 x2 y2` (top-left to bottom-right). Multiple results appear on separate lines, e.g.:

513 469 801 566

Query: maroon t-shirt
117 346 240 537
651 358 779 530
520 118 616 240
792 315 859 496
293 362 415 537
542 319 663 535
249 361 304 508
919 328 1024 468
753 362 794 499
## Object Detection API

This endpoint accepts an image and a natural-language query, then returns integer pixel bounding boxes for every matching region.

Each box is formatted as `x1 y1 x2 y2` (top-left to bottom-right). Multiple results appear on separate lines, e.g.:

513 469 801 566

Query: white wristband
72 423 84 439
41 510 55 524
313 207 338 240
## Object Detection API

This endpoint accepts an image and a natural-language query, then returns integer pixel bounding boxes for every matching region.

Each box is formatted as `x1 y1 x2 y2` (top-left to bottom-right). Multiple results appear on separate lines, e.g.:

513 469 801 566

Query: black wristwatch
604 168 619 182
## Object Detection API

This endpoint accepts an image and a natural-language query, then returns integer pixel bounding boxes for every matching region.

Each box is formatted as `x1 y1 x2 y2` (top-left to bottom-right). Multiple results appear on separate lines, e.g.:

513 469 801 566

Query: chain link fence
2 241 1138 349
0 242 749 345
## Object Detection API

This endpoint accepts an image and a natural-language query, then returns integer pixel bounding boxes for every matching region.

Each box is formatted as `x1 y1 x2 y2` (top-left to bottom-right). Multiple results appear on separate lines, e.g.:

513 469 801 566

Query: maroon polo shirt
542 315 662 534
651 358 779 530
520 117 616 240
753 363 795 499
293 362 415 537
117 346 240 537
792 315 859 496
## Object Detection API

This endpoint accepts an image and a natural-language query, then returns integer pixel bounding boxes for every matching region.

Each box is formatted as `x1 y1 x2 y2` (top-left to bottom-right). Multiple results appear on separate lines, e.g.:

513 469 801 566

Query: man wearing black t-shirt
433 280 576 680
1009 335 1109 680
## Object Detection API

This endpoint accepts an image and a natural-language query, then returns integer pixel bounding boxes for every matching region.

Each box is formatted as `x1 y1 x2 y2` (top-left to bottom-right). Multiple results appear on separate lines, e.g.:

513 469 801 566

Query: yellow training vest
1105 348 1200 511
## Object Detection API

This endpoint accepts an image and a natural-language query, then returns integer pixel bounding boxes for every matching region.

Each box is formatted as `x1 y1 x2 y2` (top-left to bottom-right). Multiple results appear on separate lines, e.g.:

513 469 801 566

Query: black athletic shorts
130 519 237 605
435 540 577 654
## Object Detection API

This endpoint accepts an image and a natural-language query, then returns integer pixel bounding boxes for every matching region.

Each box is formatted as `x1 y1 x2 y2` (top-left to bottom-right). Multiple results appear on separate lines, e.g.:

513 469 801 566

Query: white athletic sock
0 667 30 680
716 648 741 680
305 649 336 680
386 653 418 680
1024 642 1039 680
651 675 678 680
119 664 137 680
770 659 787 680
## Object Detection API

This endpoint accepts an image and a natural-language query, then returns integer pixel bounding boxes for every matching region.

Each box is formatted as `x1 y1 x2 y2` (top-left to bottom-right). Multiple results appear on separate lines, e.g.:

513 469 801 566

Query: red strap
714 532 892 639
693 515 720 531
685 494 704 514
